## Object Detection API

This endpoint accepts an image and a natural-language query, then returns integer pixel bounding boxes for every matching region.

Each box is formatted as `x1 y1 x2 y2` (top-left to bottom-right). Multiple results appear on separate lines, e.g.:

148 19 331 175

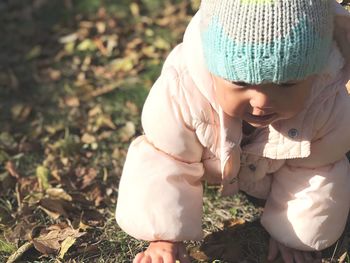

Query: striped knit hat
200 0 334 84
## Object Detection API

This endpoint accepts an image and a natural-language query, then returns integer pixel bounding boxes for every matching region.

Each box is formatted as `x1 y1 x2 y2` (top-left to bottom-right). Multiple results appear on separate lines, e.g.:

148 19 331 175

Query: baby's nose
249 91 274 113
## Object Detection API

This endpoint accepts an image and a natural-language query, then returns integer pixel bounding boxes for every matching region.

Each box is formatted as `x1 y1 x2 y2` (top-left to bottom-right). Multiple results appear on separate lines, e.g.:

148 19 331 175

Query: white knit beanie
200 0 334 84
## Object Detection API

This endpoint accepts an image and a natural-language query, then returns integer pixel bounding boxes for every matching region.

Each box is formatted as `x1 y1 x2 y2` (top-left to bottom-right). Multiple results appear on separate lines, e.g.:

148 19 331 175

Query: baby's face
213 74 316 127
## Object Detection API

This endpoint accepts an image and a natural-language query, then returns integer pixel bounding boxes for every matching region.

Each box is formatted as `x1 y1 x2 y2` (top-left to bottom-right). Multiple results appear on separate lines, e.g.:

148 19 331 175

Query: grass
0 0 349 262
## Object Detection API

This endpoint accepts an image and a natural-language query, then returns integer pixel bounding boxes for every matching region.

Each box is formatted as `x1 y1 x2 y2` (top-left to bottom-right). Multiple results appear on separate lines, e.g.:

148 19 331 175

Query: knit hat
200 0 334 84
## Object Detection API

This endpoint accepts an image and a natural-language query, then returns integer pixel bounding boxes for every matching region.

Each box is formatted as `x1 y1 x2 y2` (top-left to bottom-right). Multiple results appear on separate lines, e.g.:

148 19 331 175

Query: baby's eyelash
278 82 298 88
231 81 249 87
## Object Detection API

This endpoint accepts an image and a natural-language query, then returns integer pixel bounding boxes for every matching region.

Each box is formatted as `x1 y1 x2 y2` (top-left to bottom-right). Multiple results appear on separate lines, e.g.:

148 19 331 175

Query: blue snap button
288 128 298 138
248 164 256 172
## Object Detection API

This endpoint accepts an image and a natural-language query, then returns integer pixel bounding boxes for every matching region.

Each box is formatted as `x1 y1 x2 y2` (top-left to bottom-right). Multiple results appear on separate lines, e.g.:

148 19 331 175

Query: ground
0 0 349 262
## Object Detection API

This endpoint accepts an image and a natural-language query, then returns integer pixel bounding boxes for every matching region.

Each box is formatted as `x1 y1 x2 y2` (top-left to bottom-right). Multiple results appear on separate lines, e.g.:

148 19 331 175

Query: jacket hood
182 10 219 113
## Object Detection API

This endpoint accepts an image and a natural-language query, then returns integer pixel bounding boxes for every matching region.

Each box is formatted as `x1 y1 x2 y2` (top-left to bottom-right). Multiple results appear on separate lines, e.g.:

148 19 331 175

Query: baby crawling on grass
116 0 350 262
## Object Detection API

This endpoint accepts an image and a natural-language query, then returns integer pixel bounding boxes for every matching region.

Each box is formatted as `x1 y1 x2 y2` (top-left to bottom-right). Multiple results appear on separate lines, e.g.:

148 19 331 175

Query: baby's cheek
222 100 247 118
286 101 304 117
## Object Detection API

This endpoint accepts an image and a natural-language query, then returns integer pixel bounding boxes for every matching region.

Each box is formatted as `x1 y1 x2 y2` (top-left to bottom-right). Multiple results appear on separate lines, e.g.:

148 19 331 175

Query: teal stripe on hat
201 16 333 84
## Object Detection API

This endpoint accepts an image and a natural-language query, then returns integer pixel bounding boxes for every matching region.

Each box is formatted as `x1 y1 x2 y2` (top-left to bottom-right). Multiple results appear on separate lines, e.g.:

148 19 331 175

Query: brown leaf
11 104 32 122
64 96 80 107
72 243 100 258
95 114 116 129
82 209 104 227
75 167 98 189
119 121 136 142
88 105 102 117
22 192 44 206
129 2 140 16
48 68 61 81
125 101 139 115
18 177 39 198
0 207 14 226
4 220 36 244
223 218 246 228
18 141 41 153
69 192 94 207
81 133 96 144
32 238 57 255
94 37 109 56
338 252 348 263
89 185 104 206
189 246 209 261
32 225 84 255
95 21 106 34
39 207 61 220
46 188 72 201
39 198 70 219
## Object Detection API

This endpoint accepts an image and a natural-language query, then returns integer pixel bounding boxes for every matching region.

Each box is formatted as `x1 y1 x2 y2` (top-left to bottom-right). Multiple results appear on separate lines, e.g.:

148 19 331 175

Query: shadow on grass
192 217 350 263
198 221 270 263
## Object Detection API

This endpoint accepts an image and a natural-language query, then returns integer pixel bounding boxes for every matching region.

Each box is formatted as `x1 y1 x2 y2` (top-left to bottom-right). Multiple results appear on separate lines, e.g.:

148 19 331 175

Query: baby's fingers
162 253 176 263
302 251 313 262
292 251 305 263
133 252 144 263
268 238 278 261
133 252 151 263
149 254 165 263
277 243 294 263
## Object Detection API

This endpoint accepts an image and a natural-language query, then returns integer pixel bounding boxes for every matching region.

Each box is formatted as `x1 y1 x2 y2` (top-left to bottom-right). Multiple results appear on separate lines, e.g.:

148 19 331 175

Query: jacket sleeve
261 88 350 251
261 157 350 251
115 66 205 242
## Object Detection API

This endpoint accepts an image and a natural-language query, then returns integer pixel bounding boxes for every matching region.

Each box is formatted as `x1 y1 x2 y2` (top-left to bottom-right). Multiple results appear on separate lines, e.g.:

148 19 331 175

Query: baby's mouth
245 112 277 123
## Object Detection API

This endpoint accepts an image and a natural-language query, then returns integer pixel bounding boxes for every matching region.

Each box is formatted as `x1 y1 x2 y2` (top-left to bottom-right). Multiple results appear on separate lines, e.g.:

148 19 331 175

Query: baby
116 1 350 262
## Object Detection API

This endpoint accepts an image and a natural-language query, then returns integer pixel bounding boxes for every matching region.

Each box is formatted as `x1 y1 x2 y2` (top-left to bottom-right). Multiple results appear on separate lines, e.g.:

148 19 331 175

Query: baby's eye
279 82 297 88
231 81 249 87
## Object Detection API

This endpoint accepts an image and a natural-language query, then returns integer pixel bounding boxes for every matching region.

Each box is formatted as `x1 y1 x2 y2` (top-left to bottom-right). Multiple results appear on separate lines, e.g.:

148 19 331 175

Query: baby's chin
242 112 279 128
242 111 298 128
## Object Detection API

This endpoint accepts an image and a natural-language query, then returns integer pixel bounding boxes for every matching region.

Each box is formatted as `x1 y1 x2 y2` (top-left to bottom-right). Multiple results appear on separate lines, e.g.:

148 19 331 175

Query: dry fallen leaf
39 198 71 219
64 96 80 107
4 220 36 244
223 218 246 228
58 235 77 259
81 133 96 144
32 225 84 255
11 104 32 122
119 121 136 142
75 167 98 189
189 246 209 261
46 188 72 201
36 166 50 191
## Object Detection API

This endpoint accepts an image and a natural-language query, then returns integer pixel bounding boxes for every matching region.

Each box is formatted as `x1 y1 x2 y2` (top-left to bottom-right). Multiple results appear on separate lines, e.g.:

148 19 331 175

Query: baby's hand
268 237 321 263
133 241 191 263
